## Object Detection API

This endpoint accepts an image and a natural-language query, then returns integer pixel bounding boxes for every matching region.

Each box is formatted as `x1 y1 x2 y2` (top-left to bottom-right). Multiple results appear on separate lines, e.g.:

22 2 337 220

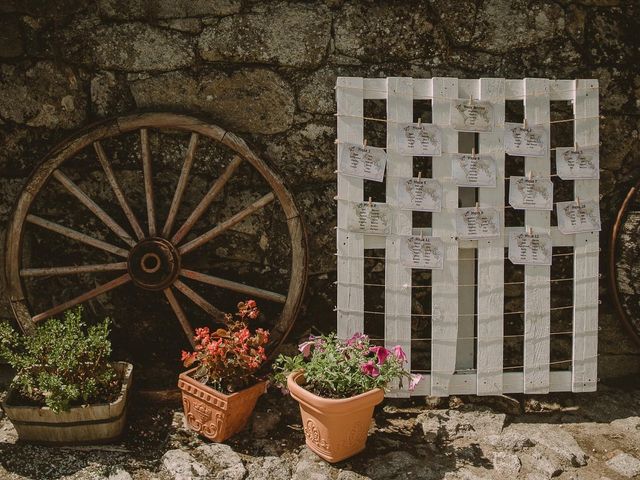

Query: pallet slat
477 78 506 395
572 79 599 392
523 78 552 394
336 77 365 340
430 77 460 397
384 77 413 397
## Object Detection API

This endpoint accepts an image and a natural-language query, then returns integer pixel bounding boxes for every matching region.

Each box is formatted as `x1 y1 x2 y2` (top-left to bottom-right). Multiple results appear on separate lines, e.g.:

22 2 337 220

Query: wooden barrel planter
1 362 133 444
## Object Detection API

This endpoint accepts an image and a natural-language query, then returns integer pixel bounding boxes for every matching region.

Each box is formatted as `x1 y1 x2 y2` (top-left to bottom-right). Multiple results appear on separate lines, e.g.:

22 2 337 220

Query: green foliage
0 307 119 413
271 333 420 399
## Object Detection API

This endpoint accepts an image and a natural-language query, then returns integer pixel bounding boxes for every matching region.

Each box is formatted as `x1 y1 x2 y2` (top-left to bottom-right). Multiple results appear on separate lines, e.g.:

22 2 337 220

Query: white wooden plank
430 77 459 396
572 79 600 392
336 77 365 340
413 79 433 100
411 371 572 396
549 80 576 101
477 78 506 395
385 77 413 397
523 78 552 394
363 78 386 99
380 227 573 249
506 79 523 101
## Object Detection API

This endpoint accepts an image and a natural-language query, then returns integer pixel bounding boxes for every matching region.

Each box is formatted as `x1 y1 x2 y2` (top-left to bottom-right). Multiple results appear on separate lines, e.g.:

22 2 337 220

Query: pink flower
369 346 390 364
393 345 407 363
298 341 314 357
360 360 380 378
346 332 368 349
409 373 423 391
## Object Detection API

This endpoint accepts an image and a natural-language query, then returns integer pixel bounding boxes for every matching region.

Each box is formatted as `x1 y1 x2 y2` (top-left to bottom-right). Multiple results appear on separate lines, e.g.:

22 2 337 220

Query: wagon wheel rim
609 178 640 348
5 113 308 353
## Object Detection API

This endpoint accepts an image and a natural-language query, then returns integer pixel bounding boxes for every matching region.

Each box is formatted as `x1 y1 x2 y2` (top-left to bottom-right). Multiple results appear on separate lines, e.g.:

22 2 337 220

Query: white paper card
347 201 392 235
555 147 600 180
508 231 552 265
450 99 494 132
508 176 554 210
556 200 601 234
397 178 442 212
456 207 501 239
400 235 444 269
338 143 387 182
397 123 442 156
451 154 497 187
504 123 547 157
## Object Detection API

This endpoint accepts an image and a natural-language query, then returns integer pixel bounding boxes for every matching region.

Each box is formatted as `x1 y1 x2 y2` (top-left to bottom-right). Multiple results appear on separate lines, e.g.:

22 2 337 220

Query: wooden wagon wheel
609 178 640 347
5 113 308 353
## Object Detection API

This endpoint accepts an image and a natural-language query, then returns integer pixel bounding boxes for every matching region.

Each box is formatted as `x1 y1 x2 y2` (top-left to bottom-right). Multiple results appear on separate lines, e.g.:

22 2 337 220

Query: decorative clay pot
1 362 133 445
178 368 266 442
287 370 384 463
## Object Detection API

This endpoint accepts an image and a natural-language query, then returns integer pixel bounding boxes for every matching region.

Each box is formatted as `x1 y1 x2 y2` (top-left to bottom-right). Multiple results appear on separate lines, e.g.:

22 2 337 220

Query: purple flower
369 345 390 364
360 360 380 378
298 341 314 358
393 345 407 363
409 373 423 391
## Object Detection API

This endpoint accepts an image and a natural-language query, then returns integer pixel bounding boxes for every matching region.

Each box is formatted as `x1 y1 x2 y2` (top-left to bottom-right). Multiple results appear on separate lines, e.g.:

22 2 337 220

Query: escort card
397 123 442 156
397 177 442 212
348 201 392 235
450 99 494 132
505 122 547 157
508 231 552 265
555 146 600 180
338 142 387 182
400 235 444 269
455 207 501 239
508 176 554 210
451 153 497 187
556 200 601 234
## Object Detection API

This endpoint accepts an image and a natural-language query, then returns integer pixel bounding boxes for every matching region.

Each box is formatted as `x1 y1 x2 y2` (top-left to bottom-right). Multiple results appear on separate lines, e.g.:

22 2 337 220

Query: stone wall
1 0 639 381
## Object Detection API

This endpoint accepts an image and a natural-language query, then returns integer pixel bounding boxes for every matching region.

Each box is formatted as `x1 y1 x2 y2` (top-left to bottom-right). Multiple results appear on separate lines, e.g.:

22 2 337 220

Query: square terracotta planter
1 361 133 445
287 371 384 463
178 368 266 442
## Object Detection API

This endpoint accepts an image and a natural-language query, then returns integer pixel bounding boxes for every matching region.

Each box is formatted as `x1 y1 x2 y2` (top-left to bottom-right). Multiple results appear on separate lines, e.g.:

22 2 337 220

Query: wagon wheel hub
128 238 181 291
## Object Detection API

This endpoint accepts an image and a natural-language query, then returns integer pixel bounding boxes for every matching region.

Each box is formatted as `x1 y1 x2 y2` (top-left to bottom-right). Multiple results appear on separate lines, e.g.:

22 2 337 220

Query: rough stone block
198 3 331 68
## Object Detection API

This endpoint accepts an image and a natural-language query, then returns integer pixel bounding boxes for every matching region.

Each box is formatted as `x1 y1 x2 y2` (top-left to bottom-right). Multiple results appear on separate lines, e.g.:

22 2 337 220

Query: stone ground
1 378 640 480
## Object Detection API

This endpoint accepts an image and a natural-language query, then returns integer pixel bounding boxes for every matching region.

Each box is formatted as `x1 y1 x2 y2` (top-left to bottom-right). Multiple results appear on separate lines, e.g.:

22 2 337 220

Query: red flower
182 301 269 390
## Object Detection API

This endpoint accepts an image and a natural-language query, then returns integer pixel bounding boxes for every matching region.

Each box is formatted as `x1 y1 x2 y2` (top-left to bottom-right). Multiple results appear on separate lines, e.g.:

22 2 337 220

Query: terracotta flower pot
178 368 266 442
1 361 133 445
287 370 384 463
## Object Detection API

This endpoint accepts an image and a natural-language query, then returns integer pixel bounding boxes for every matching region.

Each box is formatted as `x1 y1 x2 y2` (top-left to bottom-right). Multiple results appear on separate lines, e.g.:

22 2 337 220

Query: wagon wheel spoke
173 279 225 320
163 287 196 348
32 273 131 323
21 262 128 277
162 133 199 239
94 141 145 240
180 268 286 304
172 155 243 245
26 214 129 258
52 170 136 247
179 192 275 256
140 128 157 237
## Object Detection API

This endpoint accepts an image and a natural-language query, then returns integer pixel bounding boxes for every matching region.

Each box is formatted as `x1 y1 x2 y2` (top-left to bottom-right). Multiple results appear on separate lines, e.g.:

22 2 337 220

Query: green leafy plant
0 307 120 413
181 300 269 393
271 333 421 399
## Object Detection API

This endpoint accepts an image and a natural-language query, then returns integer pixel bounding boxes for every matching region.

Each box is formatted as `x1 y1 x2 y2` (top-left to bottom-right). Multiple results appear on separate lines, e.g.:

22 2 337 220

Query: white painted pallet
335 77 600 396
